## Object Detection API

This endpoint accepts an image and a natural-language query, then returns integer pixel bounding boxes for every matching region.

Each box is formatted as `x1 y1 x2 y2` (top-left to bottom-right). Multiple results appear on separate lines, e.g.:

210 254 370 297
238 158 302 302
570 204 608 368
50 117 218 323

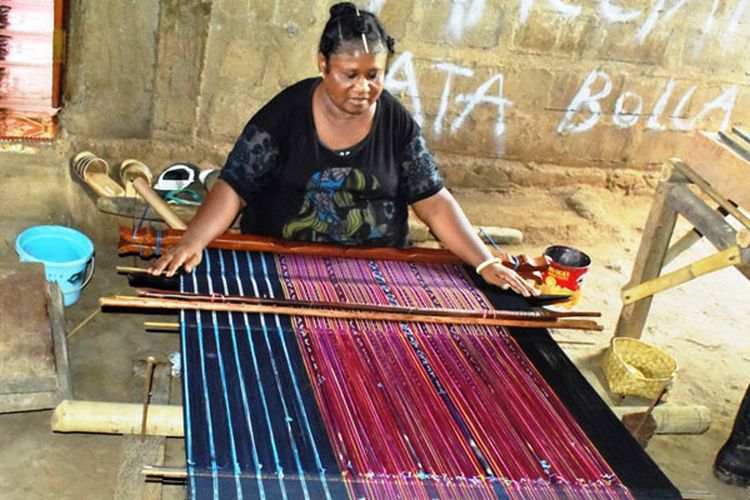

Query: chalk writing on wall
385 53 739 147
426 0 750 45
386 52 512 138
557 70 738 134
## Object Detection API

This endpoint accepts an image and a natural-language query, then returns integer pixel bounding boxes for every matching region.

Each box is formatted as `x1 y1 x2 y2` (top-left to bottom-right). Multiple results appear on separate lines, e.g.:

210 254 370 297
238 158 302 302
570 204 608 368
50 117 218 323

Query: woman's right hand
148 240 204 277
147 180 245 277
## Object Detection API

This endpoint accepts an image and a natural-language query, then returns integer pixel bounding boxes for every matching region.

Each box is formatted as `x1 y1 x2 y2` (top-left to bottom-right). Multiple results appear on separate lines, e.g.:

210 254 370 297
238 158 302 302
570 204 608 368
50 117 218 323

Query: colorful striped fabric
178 248 673 499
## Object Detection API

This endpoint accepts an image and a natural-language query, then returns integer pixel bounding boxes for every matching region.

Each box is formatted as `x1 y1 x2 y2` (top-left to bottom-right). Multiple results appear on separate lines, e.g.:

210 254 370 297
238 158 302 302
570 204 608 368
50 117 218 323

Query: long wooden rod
101 295 603 331
136 288 600 320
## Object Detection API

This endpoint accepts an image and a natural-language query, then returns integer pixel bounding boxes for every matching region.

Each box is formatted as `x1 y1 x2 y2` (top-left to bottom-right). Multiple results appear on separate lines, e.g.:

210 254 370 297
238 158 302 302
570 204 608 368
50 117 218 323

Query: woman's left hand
480 262 540 297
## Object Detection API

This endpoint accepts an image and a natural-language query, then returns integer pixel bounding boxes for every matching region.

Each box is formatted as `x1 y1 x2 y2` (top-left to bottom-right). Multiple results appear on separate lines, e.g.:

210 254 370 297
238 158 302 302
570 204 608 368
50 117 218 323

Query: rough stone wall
61 0 750 192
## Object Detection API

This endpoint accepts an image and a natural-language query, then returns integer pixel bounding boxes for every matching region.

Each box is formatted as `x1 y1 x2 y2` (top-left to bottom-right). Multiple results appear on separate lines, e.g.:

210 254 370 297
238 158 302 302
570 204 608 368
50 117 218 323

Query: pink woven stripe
277 254 631 499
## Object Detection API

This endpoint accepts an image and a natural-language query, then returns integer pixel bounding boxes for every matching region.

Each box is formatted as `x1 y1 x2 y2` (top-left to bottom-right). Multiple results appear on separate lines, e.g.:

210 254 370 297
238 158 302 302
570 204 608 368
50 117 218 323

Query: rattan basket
601 338 677 399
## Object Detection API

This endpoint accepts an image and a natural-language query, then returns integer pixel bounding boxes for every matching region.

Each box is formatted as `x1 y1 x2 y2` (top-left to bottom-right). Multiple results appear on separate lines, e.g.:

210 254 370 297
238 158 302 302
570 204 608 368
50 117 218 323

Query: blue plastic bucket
15 225 95 306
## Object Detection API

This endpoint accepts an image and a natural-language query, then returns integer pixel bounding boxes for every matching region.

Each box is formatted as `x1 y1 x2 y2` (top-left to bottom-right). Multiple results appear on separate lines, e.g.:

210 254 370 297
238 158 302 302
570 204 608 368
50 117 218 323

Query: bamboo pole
622 245 741 304
101 295 603 331
144 321 180 331
51 400 183 436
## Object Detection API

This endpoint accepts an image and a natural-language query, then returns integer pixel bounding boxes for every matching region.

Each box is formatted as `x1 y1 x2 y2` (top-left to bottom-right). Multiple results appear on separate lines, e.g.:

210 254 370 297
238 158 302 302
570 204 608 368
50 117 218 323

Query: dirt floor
1 171 749 498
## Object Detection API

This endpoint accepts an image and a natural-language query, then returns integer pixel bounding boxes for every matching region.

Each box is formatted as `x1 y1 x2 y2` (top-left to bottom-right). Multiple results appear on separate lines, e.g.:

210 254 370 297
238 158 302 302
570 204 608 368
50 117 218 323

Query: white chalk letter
688 86 738 131
647 78 676 131
599 0 641 23
364 0 387 14
451 73 512 137
385 52 424 126
519 0 534 24
636 0 688 43
548 0 582 18
557 70 613 134
433 62 474 136
725 0 750 44
703 0 721 34
613 91 643 128
671 85 698 131
445 0 486 42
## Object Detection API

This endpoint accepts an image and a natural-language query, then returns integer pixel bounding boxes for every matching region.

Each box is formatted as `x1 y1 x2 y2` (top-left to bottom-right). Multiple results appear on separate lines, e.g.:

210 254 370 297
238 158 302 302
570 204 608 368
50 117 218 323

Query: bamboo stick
101 295 603 331
117 266 148 275
622 245 741 304
144 321 180 331
142 466 187 479
51 400 183 436
141 356 156 442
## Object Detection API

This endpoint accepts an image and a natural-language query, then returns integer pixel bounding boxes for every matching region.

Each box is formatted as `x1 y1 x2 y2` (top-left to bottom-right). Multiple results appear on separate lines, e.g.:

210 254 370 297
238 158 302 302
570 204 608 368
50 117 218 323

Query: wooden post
115 361 175 500
615 180 679 338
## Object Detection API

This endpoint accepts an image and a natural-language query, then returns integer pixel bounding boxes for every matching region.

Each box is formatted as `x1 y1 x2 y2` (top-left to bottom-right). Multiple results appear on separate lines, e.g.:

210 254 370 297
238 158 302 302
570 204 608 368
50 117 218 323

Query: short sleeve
218 124 281 202
401 133 444 203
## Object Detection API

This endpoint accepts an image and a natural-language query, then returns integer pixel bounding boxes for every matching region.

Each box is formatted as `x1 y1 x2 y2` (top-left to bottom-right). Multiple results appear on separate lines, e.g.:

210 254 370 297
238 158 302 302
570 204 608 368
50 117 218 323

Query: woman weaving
150 2 538 298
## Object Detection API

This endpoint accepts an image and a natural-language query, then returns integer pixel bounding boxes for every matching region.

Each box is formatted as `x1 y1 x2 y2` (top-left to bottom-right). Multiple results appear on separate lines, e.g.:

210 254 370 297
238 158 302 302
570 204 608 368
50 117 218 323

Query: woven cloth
179 248 675 499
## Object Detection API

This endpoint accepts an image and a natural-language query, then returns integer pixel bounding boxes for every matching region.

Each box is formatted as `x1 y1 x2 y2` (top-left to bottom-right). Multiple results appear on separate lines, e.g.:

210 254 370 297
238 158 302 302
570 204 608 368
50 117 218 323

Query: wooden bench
615 128 750 339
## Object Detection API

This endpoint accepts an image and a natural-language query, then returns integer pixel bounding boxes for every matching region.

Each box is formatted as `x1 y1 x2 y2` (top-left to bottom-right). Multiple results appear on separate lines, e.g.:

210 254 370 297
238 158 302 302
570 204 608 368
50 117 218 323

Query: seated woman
149 2 537 298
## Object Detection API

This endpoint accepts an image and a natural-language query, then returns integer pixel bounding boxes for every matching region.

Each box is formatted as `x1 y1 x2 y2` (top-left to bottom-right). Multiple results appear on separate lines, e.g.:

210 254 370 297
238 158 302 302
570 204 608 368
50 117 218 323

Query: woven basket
601 338 677 399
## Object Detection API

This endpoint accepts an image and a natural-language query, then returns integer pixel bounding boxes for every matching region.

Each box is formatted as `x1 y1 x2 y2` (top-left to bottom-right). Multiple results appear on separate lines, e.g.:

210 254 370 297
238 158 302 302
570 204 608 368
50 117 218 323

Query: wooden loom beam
118 226 550 281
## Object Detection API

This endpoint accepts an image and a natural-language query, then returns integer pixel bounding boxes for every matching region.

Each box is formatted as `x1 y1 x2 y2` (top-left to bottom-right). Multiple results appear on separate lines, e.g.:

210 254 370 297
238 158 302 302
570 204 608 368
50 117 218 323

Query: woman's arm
148 180 245 277
411 188 538 297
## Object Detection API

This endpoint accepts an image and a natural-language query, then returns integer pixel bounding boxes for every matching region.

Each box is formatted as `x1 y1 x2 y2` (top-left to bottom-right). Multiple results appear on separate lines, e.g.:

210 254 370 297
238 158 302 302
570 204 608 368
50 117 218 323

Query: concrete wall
61 0 750 191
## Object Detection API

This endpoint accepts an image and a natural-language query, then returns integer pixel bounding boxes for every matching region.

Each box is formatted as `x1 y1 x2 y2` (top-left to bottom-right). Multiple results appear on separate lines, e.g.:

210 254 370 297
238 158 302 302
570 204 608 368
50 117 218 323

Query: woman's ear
317 52 327 75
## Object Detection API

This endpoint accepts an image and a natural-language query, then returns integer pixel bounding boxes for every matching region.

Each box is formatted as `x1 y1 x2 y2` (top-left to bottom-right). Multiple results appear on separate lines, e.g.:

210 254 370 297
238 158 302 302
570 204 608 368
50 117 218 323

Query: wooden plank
0 264 56 383
718 130 750 163
615 181 679 338
679 131 750 210
114 361 172 500
671 158 750 230
668 185 738 250
667 185 750 282
732 126 750 145
0 263 64 413
48 283 73 400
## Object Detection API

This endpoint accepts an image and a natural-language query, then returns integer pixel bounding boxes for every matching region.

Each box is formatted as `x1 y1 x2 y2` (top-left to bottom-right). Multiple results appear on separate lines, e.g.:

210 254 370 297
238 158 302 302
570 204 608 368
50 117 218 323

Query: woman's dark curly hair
319 2 395 63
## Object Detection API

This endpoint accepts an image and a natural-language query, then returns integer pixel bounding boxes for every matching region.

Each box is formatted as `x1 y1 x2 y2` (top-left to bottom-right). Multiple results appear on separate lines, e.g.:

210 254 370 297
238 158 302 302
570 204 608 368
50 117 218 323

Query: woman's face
318 47 388 116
